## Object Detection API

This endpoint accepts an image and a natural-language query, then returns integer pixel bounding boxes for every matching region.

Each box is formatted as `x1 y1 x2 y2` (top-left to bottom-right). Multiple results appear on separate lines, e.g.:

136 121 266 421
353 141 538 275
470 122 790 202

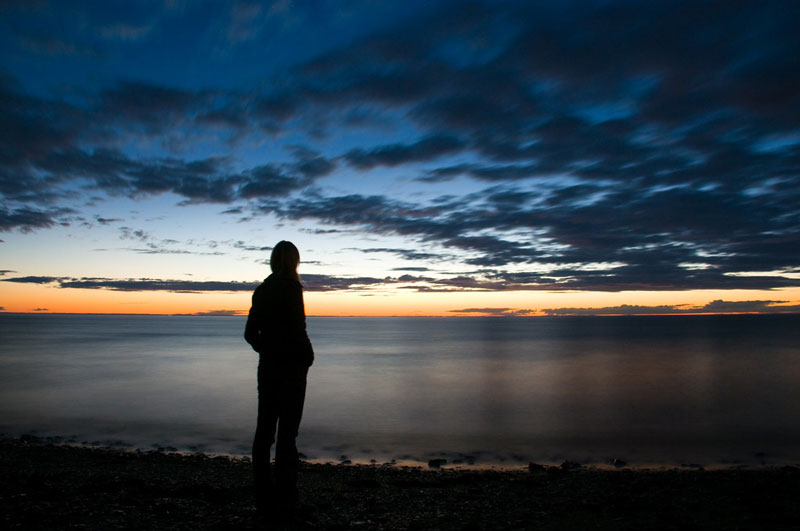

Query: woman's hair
270 240 300 282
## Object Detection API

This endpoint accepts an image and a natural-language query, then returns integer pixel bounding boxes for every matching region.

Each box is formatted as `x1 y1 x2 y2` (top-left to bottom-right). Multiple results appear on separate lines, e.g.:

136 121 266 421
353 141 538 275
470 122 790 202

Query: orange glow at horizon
2 282 800 316
0 282 252 315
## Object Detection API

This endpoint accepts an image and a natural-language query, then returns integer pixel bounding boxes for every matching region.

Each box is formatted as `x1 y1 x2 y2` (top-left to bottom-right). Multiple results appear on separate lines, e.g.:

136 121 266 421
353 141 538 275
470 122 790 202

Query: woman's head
270 240 300 281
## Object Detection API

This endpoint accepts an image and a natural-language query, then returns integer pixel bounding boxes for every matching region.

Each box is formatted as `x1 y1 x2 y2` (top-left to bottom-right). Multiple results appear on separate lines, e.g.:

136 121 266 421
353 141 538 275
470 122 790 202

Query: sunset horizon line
4 310 800 317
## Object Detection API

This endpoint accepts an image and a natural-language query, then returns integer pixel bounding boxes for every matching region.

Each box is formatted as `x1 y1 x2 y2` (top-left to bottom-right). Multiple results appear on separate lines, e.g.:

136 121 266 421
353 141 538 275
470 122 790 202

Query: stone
428 459 447 469
528 462 546 473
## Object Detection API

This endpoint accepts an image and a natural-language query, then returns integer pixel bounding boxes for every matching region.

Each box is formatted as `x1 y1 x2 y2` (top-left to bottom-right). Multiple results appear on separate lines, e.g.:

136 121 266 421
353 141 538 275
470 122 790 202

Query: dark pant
252 359 308 508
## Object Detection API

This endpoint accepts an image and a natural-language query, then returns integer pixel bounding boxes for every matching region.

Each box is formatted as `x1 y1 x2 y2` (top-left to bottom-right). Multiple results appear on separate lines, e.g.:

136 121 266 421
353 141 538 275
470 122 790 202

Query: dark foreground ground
1 436 799 530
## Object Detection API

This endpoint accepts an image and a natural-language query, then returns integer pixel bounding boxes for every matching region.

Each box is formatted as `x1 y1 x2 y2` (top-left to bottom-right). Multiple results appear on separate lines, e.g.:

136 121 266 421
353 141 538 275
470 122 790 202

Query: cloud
0 276 257 292
0 74 336 228
93 233 231 256
448 307 535 317
419 163 543 183
285 0 798 140
4 269 800 313
1 276 61 284
541 300 800 316
59 278 258 292
96 216 123 225
287 146 336 178
0 274 398 293
701 300 800 314
122 245 225 256
0 206 74 232
275 193 461 243
118 227 149 241
238 147 336 200
233 241 272 252
186 309 245 316
344 135 466 170
238 164 312 199
271 181 800 291
358 247 448 262
102 81 214 134
0 271 499 294
302 274 390 292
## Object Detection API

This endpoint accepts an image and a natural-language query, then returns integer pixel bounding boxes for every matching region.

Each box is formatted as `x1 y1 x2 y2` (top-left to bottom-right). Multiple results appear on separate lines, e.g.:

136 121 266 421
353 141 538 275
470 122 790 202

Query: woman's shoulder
264 274 302 291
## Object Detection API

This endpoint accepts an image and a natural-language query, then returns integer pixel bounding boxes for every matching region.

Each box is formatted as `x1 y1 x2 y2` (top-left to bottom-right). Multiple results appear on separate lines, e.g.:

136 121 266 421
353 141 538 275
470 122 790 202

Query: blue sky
1 0 800 315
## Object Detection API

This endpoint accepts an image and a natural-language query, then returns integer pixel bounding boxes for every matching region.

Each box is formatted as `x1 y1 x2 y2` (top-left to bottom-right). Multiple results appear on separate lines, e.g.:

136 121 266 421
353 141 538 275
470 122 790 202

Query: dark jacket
245 274 314 367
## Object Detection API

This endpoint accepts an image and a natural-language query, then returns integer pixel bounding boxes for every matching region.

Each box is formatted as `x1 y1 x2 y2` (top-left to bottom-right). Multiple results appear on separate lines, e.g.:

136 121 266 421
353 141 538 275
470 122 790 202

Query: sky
1 0 799 317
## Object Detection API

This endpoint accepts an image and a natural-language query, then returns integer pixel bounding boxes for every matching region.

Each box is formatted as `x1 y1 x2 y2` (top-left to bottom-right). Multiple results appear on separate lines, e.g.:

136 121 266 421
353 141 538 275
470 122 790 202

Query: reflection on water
1 314 798 466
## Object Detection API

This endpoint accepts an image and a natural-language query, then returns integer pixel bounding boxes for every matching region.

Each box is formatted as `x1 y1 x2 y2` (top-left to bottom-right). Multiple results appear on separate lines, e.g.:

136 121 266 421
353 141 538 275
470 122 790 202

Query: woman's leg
253 362 280 511
274 365 308 502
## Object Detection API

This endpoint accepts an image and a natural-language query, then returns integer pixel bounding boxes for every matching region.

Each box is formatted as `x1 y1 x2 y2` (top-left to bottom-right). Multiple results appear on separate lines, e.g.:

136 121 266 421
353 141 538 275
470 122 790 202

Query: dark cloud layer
344 135 466 170
273 190 800 291
0 206 75 232
1 1 799 294
268 0 798 293
3 273 800 319
0 276 257 292
0 274 412 293
541 300 800 316
0 75 336 216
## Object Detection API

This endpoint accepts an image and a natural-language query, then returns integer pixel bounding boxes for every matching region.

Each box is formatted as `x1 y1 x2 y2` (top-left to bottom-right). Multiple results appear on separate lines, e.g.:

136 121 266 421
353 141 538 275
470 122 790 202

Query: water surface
1 314 798 467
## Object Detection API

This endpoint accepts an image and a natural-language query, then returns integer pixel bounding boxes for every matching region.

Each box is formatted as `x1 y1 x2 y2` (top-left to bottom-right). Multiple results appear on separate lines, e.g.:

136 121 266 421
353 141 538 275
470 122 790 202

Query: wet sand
1 436 798 530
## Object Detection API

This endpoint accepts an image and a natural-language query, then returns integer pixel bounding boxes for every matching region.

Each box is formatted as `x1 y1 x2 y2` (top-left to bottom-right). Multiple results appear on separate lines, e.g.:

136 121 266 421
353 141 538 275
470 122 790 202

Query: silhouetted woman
245 240 314 516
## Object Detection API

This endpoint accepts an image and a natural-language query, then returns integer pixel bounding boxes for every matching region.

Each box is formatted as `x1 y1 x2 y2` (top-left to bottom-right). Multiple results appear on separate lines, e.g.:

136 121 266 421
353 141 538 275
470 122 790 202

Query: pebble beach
2 436 799 530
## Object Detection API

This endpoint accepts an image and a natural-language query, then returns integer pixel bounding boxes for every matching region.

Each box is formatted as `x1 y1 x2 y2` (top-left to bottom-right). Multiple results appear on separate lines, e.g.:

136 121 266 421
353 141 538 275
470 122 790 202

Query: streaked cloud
448 307 535 317
185 309 244 317
0 276 256 292
542 300 800 316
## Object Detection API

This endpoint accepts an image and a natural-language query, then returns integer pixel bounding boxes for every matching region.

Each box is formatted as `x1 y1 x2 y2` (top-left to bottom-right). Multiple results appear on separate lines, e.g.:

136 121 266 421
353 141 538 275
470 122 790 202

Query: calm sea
1 313 799 467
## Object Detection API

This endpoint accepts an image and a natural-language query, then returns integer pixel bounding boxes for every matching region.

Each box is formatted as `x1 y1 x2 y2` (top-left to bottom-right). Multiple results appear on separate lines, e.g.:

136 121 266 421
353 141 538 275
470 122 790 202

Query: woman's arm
288 282 314 366
244 287 264 352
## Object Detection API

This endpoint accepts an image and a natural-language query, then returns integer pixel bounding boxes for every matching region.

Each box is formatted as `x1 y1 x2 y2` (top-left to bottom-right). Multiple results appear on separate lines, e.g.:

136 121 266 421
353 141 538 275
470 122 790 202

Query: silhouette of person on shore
245 240 314 520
